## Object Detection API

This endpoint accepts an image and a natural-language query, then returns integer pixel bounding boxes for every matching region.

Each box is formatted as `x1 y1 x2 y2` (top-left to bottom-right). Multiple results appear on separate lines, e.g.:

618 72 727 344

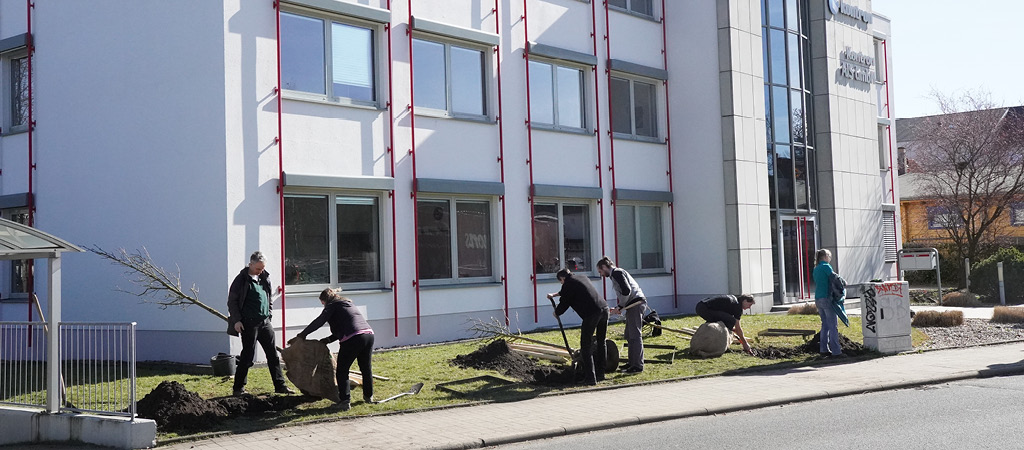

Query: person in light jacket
597 256 646 373
294 289 375 411
812 249 845 357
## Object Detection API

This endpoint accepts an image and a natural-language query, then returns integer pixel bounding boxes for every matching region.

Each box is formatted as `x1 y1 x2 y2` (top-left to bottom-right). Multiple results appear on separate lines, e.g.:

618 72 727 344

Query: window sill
419 281 503 290
535 274 600 282
282 91 385 112
608 7 660 24
286 285 390 295
611 133 665 145
414 108 495 124
0 294 29 303
1 128 28 137
531 124 594 137
628 271 672 278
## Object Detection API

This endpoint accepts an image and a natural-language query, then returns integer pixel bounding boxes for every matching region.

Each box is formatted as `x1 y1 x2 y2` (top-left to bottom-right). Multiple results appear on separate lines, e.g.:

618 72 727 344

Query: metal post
998 262 1005 306
964 258 970 290
935 252 943 306
46 255 61 413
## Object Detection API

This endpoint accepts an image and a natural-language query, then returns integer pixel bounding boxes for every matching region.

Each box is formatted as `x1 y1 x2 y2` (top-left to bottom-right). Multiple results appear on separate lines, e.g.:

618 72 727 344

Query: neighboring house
0 0 901 363
899 173 1024 245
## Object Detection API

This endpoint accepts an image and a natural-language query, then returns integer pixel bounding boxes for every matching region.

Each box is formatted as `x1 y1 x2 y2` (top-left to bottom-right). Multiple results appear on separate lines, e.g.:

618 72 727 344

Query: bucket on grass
211 353 237 376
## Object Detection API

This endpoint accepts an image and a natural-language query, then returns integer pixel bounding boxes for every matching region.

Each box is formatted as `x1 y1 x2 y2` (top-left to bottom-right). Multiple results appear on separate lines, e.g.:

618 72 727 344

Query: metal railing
60 322 137 417
0 321 136 418
0 321 48 408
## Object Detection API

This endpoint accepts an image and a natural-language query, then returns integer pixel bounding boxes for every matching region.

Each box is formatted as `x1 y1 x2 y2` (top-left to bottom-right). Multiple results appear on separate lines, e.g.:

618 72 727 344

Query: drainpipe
273 1 287 341
590 0 607 299
406 0 422 334
602 0 620 261
659 0 679 308
522 0 539 323
386 0 400 336
25 0 35 326
494 0 511 324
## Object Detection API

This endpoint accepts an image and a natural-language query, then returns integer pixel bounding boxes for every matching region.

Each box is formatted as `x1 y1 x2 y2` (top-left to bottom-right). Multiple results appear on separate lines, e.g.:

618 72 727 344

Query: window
1011 203 1024 227
413 37 487 117
878 125 889 170
417 198 493 281
284 192 383 288
616 204 665 271
1 209 29 298
281 10 377 104
3 53 29 132
610 76 658 139
874 39 885 83
927 206 962 230
533 202 593 274
608 0 654 17
882 210 897 262
529 60 585 130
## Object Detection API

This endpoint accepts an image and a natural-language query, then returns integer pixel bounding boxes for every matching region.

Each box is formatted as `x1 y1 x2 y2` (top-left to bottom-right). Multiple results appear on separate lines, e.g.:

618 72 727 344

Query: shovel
547 298 574 358
373 382 424 405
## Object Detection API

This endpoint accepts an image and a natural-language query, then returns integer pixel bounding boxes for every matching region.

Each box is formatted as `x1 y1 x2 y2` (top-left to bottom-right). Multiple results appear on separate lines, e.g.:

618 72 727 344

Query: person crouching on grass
596 256 646 373
293 289 375 411
695 294 756 355
547 268 609 385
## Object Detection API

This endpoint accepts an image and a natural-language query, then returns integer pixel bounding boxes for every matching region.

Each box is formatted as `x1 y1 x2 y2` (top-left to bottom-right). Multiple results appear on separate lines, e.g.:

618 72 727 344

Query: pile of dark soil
137 381 314 432
452 339 574 385
753 333 868 360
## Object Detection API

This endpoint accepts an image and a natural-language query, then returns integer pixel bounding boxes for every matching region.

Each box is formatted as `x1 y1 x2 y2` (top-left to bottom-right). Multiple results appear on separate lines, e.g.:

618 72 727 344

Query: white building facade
0 0 900 363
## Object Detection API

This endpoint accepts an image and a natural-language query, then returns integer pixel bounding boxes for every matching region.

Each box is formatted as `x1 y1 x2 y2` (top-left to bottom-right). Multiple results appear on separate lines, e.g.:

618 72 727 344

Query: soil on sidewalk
136 381 313 432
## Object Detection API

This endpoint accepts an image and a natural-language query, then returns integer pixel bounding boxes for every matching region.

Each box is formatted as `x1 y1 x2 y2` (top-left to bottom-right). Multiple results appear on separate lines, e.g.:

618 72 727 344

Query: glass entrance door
777 215 817 303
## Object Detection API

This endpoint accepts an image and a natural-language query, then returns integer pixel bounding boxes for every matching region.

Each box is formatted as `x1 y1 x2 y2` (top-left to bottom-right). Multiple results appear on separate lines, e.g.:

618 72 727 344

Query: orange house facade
900 173 1024 245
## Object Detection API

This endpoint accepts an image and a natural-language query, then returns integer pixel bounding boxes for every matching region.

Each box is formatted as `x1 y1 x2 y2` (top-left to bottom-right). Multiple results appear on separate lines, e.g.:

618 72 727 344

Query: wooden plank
510 343 572 357
511 348 570 363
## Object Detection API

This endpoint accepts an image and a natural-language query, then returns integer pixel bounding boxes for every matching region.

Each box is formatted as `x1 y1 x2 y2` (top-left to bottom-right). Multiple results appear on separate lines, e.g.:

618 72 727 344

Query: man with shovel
547 268 609 385
597 256 646 373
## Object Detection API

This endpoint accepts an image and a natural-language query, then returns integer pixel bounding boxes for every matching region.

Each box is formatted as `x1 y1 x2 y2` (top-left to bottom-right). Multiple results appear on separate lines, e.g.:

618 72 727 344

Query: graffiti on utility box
862 286 877 333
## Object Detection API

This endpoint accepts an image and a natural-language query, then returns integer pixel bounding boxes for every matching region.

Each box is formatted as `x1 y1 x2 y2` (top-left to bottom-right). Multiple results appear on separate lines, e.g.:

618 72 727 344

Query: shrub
991 306 1024 324
941 290 982 307
911 310 964 327
787 303 818 315
969 247 1024 304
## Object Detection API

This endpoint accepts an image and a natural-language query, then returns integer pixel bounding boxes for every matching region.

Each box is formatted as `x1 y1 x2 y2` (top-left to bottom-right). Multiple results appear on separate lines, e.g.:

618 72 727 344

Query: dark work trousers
695 301 738 330
578 307 609 383
623 299 646 370
234 317 286 391
335 333 375 404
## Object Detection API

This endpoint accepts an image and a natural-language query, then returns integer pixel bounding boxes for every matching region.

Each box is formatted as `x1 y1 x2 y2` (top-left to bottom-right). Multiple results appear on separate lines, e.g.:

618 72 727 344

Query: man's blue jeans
815 298 841 355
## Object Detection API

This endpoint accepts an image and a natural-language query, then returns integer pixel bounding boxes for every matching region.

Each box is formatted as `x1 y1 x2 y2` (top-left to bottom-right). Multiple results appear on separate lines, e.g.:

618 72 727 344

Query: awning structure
0 218 83 260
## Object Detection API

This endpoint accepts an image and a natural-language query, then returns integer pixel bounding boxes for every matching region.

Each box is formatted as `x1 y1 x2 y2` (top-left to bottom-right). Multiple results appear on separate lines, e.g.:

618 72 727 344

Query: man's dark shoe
330 402 351 412
275 385 296 394
232 388 247 397
618 363 632 370
623 366 643 374
596 375 606 382
364 395 376 404
578 379 597 386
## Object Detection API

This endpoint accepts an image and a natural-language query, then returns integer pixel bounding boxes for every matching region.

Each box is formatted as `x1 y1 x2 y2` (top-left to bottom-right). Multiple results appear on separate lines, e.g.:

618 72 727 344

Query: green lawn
3 313 929 440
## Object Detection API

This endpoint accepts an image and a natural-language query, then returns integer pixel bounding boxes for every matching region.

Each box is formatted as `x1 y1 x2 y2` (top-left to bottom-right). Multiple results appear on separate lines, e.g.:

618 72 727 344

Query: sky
872 0 1024 119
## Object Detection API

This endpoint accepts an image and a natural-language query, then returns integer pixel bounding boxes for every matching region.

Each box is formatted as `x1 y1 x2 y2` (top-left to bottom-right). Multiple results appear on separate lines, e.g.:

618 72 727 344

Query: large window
417 198 493 281
529 60 585 131
927 206 962 230
533 202 593 274
616 204 665 271
284 192 382 288
762 0 815 212
2 53 28 131
1011 203 1024 227
281 10 377 104
608 0 654 17
610 76 658 139
413 38 487 117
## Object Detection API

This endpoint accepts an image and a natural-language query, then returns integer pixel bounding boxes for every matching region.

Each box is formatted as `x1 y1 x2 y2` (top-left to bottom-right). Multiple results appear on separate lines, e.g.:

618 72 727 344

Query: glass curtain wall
763 0 817 302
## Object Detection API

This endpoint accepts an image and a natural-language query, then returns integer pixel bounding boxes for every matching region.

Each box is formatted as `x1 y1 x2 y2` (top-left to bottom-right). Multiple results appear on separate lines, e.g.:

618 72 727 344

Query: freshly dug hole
753 332 868 360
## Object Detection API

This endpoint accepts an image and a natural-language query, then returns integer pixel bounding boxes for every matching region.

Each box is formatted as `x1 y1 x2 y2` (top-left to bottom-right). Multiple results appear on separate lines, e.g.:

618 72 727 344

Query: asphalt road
496 375 1024 450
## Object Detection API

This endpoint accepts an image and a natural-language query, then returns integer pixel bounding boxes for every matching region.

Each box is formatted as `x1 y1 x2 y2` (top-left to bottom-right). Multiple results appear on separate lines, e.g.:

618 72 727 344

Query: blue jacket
812 261 849 327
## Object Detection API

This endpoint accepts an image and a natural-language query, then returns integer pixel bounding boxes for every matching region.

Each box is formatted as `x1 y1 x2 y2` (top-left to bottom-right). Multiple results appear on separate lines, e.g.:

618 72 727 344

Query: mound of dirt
754 333 868 360
136 381 228 432
452 339 573 384
137 381 316 432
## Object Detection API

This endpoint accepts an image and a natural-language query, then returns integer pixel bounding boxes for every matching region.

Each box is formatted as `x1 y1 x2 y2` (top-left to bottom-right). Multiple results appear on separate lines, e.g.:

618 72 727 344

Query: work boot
275 385 295 394
621 366 643 374
364 395 376 404
331 402 351 412
232 388 247 396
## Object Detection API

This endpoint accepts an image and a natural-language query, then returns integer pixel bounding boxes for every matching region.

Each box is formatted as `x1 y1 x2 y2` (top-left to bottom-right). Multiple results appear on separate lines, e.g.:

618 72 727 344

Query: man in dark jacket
547 268 609 385
227 251 292 396
695 294 755 355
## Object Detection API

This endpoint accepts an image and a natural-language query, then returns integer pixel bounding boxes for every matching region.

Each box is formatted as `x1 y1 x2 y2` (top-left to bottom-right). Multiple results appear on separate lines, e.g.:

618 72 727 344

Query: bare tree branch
87 245 229 322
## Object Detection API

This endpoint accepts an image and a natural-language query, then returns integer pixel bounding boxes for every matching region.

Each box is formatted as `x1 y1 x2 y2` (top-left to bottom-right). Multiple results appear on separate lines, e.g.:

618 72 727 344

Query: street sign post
897 248 943 305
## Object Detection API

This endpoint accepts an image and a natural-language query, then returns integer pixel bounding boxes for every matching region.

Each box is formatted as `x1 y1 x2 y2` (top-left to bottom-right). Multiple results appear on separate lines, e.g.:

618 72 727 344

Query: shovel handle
547 298 573 357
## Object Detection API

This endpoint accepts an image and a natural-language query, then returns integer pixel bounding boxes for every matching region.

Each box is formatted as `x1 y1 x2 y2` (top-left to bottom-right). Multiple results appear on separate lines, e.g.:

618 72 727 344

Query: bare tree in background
913 90 1024 285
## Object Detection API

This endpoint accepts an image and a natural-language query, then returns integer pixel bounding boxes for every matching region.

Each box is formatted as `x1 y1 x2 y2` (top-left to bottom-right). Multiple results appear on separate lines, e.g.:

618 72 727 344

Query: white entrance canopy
0 217 83 412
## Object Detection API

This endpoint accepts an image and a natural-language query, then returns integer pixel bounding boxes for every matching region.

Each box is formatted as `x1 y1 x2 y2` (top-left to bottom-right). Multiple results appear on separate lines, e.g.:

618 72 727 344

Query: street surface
497 375 1024 450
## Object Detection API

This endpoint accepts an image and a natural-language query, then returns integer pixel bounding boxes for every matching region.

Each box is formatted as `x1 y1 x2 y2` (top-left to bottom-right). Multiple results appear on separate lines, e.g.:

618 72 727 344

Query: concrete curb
425 361 1024 449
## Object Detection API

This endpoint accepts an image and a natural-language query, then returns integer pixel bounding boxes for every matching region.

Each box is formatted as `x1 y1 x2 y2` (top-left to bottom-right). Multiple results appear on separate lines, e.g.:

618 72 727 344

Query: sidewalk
166 343 1024 450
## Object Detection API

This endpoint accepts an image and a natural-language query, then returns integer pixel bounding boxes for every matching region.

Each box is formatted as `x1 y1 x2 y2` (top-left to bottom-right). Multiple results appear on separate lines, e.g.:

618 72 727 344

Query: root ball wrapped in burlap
689 322 733 358
281 338 341 403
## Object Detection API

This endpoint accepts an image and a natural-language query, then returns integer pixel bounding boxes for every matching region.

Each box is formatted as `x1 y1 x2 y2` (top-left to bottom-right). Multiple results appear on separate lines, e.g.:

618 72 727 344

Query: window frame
283 188 387 292
416 194 497 285
1011 202 1024 227
528 57 589 133
608 0 656 19
0 207 29 301
279 6 383 109
411 34 491 121
609 74 661 142
615 201 669 273
1 50 29 134
927 206 963 230
533 199 597 278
